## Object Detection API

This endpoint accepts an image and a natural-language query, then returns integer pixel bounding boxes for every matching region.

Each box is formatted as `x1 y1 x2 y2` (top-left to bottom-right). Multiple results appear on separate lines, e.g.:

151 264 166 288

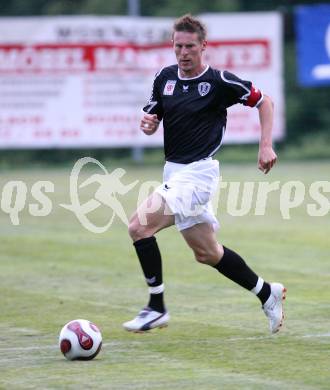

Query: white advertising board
0 14 284 148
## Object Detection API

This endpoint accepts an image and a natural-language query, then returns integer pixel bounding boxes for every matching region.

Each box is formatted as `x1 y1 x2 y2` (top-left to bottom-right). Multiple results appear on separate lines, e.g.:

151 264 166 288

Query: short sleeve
220 70 263 108
142 69 164 120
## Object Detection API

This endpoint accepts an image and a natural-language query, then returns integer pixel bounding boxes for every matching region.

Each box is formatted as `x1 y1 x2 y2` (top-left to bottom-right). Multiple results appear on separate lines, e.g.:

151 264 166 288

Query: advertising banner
0 14 284 148
295 5 330 87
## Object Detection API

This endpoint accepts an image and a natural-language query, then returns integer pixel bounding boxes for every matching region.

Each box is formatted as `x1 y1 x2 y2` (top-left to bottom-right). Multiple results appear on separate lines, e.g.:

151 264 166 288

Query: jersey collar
177 65 209 80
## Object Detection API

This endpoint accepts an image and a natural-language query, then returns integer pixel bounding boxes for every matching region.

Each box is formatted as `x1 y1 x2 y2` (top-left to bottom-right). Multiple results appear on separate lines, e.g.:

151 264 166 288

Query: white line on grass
227 332 330 342
1 332 330 354
0 342 113 353
0 345 57 352
300 332 330 338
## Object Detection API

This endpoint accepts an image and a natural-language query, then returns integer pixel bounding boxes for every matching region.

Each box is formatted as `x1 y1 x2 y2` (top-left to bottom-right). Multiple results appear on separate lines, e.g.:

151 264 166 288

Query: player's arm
140 70 164 135
219 71 277 174
257 94 277 174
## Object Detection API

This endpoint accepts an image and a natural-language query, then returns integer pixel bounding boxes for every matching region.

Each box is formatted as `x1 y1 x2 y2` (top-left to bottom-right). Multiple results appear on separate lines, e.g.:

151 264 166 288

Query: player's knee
194 250 217 265
128 217 141 241
128 216 151 241
194 245 223 266
194 251 209 264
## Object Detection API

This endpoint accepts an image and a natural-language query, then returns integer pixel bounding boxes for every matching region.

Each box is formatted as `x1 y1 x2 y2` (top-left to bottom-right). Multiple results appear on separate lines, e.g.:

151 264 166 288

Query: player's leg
181 223 269 293
180 222 223 265
123 192 174 332
181 223 286 333
129 192 174 242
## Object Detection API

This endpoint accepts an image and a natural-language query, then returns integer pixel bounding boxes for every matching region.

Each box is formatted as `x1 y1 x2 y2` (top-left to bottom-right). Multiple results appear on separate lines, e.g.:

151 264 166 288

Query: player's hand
140 114 160 135
258 145 277 174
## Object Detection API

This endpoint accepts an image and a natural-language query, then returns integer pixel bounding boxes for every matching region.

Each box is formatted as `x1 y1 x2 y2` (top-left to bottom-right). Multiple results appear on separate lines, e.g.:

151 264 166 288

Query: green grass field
1 160 329 389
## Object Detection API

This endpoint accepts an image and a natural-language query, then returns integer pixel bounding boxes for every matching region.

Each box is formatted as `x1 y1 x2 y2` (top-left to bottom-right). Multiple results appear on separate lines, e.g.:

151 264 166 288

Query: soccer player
123 14 286 333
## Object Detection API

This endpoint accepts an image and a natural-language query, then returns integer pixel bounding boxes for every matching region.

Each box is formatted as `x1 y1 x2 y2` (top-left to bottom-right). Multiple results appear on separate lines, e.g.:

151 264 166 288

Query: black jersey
142 65 263 164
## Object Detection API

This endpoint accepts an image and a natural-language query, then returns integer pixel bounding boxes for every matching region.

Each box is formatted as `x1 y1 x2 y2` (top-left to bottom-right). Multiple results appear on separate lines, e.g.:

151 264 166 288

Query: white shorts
155 158 220 231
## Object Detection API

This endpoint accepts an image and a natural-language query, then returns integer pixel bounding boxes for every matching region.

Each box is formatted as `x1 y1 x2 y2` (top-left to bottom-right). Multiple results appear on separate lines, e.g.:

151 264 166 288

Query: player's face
173 31 206 77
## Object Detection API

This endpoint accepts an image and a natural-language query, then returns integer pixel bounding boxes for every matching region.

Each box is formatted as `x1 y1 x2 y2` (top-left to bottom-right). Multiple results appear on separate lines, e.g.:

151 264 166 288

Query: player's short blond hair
172 14 207 42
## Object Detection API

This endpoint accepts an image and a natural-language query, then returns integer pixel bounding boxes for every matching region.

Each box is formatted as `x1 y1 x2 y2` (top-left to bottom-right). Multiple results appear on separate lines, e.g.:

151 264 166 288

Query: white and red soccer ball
59 319 102 360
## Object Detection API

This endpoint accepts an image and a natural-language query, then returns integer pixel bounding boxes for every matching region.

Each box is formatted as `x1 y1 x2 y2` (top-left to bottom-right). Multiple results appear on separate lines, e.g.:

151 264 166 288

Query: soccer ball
59 319 102 360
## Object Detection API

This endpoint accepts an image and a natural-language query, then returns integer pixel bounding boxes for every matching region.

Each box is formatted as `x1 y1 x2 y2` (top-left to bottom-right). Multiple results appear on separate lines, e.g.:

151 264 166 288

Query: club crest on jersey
163 80 176 95
198 82 211 96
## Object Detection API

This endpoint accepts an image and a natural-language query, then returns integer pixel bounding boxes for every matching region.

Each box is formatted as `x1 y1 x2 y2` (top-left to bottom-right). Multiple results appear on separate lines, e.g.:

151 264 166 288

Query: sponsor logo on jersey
163 80 176 95
198 82 211 96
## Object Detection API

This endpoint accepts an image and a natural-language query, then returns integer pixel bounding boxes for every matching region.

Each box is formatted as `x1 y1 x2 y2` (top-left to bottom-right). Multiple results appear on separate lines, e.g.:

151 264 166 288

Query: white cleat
262 283 287 334
123 307 170 332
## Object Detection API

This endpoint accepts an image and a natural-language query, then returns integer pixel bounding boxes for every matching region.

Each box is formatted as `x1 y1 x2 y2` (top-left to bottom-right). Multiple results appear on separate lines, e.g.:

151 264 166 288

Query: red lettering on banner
60 129 80 137
0 116 43 124
0 129 11 139
0 40 270 73
33 129 52 138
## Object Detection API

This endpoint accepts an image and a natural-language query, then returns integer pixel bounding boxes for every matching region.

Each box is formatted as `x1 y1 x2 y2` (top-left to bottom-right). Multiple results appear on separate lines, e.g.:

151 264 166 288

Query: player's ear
201 40 207 51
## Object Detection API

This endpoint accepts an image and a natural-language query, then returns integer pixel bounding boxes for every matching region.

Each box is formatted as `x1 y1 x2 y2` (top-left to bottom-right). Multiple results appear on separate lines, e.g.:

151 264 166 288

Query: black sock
256 282 271 305
133 236 165 312
214 246 271 304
